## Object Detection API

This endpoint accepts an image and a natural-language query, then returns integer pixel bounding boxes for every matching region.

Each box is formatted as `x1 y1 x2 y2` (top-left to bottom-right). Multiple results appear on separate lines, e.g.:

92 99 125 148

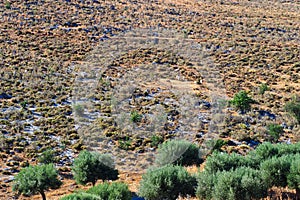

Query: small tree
287 155 300 199
138 165 197 200
229 91 255 113
13 164 62 200
72 150 118 186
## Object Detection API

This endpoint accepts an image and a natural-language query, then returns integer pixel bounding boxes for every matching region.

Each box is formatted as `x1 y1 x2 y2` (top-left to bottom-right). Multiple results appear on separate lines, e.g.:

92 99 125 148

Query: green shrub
277 142 300 155
196 171 216 200
38 149 56 164
248 142 300 164
87 182 110 199
213 167 268 200
150 134 164 147
60 192 101 200
87 182 131 200
285 97 300 123
259 83 269 95
5 2 11 9
138 165 197 200
204 151 251 174
13 164 62 200
267 124 283 142
73 103 84 116
197 167 268 200
287 155 300 198
260 154 293 188
155 139 202 166
72 150 118 186
229 90 255 113
248 142 279 162
130 110 142 123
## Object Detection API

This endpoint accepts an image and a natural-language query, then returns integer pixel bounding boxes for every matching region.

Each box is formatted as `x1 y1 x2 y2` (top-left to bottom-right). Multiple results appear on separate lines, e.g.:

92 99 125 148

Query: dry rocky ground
0 0 300 199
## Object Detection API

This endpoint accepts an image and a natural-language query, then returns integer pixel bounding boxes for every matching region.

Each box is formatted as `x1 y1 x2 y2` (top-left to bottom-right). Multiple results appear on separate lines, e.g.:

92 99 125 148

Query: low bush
204 151 252 173
260 154 293 188
287 155 300 198
213 167 268 200
60 192 101 200
267 124 283 142
197 167 268 200
38 149 56 164
138 164 197 200
285 97 300 123
229 90 255 113
248 142 300 164
87 182 131 200
196 171 216 200
155 139 202 166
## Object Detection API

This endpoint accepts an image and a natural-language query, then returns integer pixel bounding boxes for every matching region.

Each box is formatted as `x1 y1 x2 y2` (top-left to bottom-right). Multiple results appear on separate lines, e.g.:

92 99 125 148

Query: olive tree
72 150 118 186
13 164 62 200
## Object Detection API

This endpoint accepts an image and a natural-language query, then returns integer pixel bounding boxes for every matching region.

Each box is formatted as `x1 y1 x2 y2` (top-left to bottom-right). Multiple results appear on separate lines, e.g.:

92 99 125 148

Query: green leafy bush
204 151 252 173
130 110 142 123
138 165 197 200
229 90 255 113
285 97 300 123
247 142 279 162
196 171 216 200
260 154 293 188
267 124 283 142
259 83 269 95
60 192 101 200
38 149 56 164
197 167 268 200
213 167 268 200
155 139 202 166
87 182 131 200
287 155 300 198
72 150 118 186
13 164 62 200
248 142 300 164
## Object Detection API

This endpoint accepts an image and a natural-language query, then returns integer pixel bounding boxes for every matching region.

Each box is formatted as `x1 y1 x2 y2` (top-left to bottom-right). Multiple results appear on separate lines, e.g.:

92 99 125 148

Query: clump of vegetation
196 143 300 200
73 103 85 116
60 192 100 200
260 154 295 188
155 139 202 166
204 151 254 174
61 182 131 200
138 164 197 200
285 96 300 123
38 149 56 164
13 164 62 200
259 83 270 95
130 110 142 123
150 134 164 147
72 150 118 186
267 124 283 142
5 2 11 9
288 157 300 198
229 90 255 113
86 182 131 200
197 167 268 200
